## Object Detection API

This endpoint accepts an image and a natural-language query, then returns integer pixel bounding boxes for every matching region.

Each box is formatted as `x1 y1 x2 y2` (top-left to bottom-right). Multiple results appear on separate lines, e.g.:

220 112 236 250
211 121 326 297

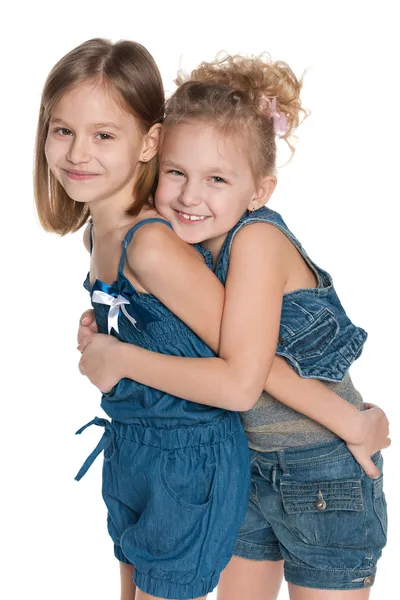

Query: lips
63 169 101 181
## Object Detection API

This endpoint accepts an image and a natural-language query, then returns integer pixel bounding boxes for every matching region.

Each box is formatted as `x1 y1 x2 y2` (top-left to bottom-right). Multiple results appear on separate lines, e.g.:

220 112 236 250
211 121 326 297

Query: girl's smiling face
155 121 276 256
45 80 147 210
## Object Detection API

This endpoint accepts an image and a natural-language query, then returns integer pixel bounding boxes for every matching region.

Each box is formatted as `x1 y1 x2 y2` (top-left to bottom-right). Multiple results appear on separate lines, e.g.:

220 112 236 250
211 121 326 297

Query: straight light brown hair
34 38 164 235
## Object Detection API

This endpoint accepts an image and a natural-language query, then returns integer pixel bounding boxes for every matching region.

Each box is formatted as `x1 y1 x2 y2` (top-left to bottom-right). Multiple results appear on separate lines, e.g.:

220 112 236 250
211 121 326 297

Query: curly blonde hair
165 53 307 178
34 38 164 235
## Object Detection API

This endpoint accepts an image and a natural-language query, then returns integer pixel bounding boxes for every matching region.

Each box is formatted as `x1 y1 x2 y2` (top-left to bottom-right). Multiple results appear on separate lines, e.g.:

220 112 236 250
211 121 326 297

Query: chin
179 231 206 245
63 189 93 204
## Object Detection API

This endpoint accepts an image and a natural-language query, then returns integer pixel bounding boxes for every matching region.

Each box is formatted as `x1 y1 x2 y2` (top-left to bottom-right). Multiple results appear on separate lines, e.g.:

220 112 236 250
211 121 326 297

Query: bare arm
79 221 390 477
80 221 374 440
126 222 285 409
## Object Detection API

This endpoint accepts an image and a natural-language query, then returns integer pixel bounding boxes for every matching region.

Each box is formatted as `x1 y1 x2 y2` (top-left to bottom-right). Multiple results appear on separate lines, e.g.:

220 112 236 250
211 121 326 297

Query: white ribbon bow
92 290 139 334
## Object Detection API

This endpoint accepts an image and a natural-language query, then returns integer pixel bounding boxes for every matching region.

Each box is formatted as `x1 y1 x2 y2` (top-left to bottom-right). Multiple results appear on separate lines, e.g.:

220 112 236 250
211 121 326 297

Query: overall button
364 576 375 587
314 490 327 511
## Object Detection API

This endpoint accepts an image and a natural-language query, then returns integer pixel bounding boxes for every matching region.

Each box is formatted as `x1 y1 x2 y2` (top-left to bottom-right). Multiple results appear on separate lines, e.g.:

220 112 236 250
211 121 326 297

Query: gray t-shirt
240 373 363 451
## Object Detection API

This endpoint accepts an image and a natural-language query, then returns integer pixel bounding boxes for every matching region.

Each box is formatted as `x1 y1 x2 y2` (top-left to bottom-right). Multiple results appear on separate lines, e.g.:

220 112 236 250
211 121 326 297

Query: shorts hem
134 569 219 599
284 561 377 590
234 539 283 562
114 544 132 565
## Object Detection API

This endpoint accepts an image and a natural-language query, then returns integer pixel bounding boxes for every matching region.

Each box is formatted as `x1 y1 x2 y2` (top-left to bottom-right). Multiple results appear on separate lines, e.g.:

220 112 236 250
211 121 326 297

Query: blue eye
167 169 185 177
210 176 227 184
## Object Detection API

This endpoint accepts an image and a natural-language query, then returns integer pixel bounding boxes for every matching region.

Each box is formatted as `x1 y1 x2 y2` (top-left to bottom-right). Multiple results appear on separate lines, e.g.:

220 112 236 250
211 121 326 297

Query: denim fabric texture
215 207 386 590
77 218 251 598
84 218 224 426
215 207 368 382
234 442 387 590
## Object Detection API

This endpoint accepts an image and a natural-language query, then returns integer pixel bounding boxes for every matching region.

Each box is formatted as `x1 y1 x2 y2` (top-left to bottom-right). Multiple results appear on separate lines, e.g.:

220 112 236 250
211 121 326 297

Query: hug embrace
35 38 389 600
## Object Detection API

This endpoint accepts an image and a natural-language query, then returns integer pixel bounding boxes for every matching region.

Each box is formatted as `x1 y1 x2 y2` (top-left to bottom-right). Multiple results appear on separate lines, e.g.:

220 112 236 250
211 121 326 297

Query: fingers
77 310 98 344
80 309 95 326
81 310 98 333
362 458 380 479
77 326 94 349
79 357 85 376
77 335 92 354
347 444 381 479
366 405 390 428
364 403 389 421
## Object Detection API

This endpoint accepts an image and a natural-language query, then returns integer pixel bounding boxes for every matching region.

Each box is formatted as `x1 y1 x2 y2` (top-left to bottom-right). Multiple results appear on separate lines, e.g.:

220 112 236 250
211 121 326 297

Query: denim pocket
373 475 388 542
121 471 214 572
283 307 339 359
159 449 217 511
280 478 367 548
120 450 217 569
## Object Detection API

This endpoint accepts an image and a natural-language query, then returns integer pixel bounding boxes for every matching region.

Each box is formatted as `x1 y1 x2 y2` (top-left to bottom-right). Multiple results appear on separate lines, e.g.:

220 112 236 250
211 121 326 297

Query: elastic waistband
111 411 242 450
75 412 243 481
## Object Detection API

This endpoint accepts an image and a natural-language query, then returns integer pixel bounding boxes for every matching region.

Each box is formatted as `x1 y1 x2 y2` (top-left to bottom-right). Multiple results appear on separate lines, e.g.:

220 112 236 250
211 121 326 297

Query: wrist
117 342 137 380
340 408 365 445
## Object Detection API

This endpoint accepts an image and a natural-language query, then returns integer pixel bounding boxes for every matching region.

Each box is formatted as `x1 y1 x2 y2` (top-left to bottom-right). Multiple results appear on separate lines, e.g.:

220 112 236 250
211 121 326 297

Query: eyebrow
50 118 121 130
91 122 121 130
50 118 69 126
161 159 236 176
207 166 236 176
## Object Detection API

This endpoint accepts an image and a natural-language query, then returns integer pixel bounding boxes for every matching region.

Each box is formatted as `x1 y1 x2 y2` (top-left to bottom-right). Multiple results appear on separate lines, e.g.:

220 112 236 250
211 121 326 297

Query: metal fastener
364 576 375 587
314 490 327 511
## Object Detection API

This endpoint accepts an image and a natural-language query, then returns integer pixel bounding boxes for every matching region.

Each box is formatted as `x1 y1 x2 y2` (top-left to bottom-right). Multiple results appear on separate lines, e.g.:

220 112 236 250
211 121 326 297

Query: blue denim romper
215 207 387 591
75 218 251 599
216 207 367 383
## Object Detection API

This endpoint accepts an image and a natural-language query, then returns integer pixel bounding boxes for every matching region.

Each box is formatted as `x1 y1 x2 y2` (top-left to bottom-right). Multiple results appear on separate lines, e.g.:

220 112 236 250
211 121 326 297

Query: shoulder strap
88 219 94 255
118 218 173 273
222 207 325 287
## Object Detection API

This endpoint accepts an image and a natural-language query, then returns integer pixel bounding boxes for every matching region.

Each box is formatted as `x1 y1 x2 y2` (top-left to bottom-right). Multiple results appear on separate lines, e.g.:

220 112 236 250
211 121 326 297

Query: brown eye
55 128 72 136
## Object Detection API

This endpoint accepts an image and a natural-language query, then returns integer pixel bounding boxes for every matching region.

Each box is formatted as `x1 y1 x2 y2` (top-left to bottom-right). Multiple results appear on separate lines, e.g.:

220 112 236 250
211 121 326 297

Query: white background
1 1 398 598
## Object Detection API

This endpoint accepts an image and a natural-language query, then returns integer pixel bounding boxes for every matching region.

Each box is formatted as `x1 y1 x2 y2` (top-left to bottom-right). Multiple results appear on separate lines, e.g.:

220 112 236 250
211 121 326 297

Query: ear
140 124 162 163
247 175 277 211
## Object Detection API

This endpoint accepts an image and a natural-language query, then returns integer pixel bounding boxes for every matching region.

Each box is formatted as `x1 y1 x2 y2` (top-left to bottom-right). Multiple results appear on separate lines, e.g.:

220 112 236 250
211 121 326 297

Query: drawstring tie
74 417 116 481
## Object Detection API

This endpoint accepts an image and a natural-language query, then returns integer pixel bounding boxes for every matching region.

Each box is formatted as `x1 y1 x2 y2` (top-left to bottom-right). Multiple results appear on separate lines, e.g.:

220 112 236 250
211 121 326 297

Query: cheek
44 137 58 167
207 193 230 214
104 139 140 173
106 152 135 179
212 193 246 221
155 179 175 210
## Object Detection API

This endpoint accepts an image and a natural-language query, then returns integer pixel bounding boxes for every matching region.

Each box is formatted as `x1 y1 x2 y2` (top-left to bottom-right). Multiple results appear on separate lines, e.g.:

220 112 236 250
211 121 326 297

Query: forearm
265 356 364 444
118 343 264 411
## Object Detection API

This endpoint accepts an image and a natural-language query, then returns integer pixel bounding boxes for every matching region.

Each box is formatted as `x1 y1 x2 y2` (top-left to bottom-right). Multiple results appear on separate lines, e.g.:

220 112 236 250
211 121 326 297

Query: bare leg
289 584 372 600
217 556 284 600
120 562 136 600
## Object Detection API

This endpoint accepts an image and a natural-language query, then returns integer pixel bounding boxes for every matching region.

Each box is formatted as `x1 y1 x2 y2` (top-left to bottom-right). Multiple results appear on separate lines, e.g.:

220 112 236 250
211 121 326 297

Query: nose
179 180 203 208
66 136 91 165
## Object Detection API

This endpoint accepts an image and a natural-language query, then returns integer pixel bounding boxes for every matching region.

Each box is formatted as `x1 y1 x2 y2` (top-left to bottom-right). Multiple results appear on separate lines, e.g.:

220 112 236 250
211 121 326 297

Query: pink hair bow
259 96 288 137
